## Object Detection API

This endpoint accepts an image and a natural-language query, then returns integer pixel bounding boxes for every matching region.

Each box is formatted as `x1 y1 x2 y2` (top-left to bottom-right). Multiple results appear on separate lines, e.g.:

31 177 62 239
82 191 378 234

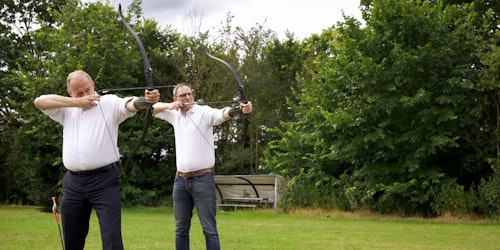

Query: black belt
68 163 116 176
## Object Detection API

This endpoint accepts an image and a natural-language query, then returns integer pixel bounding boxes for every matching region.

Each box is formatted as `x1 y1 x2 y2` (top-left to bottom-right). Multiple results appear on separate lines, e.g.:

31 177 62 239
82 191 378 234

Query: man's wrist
228 106 243 117
133 97 148 110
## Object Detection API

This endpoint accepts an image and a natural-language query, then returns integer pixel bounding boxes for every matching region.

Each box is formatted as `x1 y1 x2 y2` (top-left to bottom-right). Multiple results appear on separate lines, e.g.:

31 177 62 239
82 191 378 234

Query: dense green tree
264 0 497 216
1 0 70 204
2 0 182 205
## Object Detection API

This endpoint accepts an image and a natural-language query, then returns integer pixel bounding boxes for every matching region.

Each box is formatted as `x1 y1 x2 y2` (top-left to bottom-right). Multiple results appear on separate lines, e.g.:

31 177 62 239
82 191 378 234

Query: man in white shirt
34 70 160 250
153 83 252 250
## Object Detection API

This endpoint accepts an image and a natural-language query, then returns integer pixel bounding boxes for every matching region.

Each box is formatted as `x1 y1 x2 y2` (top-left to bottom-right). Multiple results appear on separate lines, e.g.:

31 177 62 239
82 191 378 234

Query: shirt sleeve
203 106 226 126
41 108 65 125
154 109 177 124
102 95 136 123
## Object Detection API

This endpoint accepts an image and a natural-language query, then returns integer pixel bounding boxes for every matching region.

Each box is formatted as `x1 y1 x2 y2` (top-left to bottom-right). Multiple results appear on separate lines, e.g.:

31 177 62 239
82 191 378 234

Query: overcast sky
84 0 362 39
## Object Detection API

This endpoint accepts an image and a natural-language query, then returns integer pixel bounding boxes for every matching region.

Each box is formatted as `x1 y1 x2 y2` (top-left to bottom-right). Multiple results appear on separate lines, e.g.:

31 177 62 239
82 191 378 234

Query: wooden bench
217 203 257 211
224 197 263 205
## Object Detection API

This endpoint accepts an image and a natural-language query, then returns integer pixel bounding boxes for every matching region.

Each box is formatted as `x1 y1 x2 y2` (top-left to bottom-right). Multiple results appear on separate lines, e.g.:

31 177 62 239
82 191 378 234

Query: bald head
66 70 95 98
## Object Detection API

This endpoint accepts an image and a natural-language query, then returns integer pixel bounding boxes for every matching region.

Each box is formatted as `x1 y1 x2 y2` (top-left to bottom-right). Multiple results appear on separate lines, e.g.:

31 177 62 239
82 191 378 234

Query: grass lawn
0 205 499 249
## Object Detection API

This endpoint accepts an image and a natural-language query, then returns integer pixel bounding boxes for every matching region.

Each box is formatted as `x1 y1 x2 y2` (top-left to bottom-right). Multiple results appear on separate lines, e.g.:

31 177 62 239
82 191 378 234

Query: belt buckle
180 172 192 179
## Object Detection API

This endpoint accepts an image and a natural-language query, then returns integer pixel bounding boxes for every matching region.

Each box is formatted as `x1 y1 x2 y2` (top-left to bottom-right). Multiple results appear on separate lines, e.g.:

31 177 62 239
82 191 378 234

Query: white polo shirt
154 104 226 173
41 94 135 171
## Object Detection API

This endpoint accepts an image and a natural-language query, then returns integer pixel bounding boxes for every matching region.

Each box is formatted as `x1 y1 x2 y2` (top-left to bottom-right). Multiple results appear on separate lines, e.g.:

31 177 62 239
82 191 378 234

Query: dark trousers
61 164 123 250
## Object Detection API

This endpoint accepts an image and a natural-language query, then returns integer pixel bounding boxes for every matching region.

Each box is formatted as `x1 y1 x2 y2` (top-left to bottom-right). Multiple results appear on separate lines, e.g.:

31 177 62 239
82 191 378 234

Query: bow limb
118 4 155 172
204 49 250 151
119 4 154 91
204 50 248 105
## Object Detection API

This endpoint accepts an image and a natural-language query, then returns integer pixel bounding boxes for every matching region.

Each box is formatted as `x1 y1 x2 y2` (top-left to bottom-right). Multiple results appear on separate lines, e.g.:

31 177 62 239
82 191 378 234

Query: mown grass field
0 205 499 249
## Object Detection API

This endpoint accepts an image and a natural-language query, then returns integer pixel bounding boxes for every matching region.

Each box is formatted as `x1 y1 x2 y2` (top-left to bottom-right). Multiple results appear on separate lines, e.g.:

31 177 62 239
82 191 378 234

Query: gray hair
67 70 94 86
172 83 193 96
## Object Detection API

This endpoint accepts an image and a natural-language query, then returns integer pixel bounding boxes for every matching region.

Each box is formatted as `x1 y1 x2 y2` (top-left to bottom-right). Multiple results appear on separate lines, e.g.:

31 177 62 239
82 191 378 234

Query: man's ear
67 89 72 97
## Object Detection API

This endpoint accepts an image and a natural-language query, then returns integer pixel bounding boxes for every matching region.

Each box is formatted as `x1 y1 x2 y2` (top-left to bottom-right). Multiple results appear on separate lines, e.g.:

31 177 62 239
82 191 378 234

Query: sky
84 0 363 39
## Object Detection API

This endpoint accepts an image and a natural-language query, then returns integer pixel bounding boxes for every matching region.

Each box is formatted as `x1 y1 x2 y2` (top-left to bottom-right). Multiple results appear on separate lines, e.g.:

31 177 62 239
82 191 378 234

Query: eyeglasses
176 92 193 98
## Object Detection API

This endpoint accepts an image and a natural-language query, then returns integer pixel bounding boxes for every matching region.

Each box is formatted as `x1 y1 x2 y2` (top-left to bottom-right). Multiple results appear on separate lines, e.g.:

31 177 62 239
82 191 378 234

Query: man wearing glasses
153 83 252 250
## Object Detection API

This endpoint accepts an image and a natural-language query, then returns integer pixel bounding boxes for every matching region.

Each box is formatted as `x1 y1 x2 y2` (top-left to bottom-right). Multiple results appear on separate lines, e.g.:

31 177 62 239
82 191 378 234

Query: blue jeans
173 172 220 250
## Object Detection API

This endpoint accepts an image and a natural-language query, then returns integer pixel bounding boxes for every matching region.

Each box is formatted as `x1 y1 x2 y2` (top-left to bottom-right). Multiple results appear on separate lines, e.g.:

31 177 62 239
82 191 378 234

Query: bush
476 170 500 217
279 169 344 211
430 179 477 217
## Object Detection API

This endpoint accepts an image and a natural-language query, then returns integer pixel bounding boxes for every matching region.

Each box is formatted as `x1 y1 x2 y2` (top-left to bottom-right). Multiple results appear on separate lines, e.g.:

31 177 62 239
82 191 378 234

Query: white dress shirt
154 104 226 173
42 95 135 171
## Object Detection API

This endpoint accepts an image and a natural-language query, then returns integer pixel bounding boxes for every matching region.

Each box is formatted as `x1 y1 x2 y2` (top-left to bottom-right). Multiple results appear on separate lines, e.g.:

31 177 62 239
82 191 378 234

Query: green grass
0 206 499 249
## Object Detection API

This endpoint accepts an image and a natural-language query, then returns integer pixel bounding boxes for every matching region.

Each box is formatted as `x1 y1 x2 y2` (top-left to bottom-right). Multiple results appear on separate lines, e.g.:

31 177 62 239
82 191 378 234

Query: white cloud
87 0 362 39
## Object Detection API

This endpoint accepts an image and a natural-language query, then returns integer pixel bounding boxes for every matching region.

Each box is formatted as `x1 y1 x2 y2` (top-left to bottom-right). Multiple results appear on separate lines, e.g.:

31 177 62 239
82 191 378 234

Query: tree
1 0 69 204
264 0 497 216
2 0 182 205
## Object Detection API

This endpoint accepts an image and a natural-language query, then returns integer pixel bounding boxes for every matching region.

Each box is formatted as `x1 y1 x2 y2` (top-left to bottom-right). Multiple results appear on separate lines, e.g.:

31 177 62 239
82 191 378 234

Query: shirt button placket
78 113 85 169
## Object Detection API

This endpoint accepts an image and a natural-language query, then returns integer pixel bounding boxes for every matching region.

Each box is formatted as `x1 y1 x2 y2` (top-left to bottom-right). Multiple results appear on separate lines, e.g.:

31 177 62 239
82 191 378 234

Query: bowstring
185 99 240 152
186 111 216 151
97 101 121 161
